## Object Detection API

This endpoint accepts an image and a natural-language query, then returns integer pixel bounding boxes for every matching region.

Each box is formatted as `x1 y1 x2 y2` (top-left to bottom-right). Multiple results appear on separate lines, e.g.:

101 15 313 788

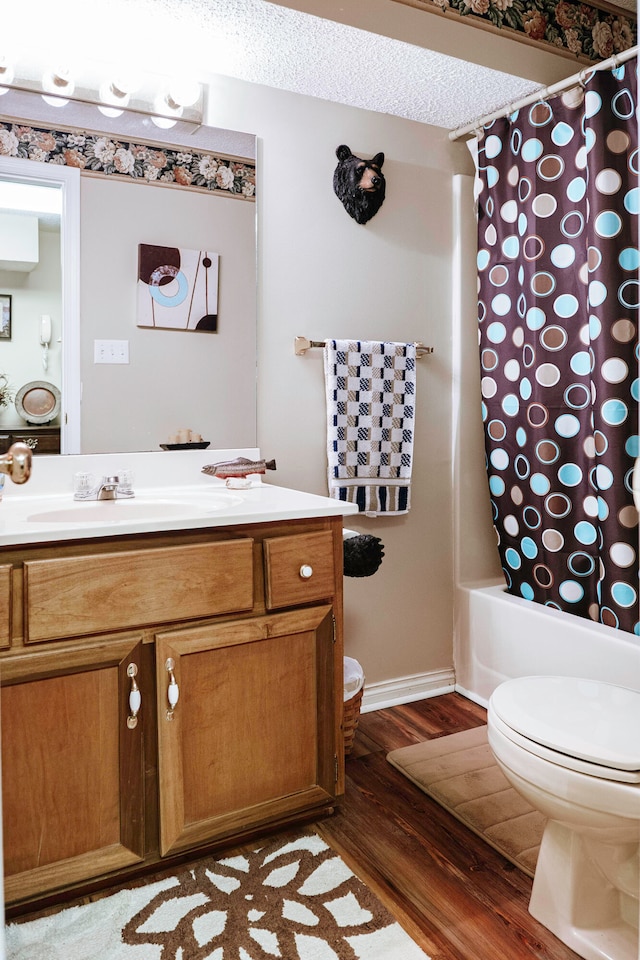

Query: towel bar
294 336 433 358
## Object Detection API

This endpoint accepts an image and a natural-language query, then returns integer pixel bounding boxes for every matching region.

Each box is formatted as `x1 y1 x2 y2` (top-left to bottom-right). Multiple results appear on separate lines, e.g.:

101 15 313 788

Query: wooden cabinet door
2 637 145 904
156 605 337 857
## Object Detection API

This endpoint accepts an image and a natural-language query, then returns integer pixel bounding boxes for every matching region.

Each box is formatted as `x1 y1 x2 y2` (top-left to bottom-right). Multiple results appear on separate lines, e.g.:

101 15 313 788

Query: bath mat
387 725 545 877
5 830 431 960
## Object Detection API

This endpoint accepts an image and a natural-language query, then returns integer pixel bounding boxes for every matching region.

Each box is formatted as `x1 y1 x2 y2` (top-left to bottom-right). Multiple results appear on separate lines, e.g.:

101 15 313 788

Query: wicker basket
343 683 364 755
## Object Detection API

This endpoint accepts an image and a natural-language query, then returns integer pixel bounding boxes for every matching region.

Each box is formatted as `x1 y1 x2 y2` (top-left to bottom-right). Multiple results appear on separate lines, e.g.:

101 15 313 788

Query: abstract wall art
137 244 219 333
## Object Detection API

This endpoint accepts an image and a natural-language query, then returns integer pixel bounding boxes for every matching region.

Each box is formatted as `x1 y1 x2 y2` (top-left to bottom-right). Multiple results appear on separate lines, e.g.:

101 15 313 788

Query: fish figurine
202 457 277 479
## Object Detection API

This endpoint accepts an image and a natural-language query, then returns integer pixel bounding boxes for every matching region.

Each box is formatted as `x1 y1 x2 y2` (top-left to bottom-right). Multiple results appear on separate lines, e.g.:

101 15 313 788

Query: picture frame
0 295 11 340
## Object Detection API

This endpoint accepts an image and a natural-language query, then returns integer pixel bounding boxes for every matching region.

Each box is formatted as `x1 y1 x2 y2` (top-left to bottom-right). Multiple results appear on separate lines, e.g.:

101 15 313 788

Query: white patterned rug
5 831 430 960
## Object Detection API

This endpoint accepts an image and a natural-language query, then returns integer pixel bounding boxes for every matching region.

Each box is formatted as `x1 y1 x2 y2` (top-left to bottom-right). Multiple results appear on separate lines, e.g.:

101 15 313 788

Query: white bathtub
454 580 640 707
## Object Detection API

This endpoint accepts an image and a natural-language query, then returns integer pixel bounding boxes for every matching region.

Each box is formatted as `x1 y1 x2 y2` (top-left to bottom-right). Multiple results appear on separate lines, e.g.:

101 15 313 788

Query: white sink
26 493 242 524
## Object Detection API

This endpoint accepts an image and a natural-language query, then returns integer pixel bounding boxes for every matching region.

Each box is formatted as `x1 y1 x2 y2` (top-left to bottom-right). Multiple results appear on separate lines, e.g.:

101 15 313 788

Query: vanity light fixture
0 56 204 126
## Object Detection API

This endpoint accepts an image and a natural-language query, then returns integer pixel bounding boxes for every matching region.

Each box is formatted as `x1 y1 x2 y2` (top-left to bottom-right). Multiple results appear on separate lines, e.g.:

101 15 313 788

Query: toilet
487 676 640 960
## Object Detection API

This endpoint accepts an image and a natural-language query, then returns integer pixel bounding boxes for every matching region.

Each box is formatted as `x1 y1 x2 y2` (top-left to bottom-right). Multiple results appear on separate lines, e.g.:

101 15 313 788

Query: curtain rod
449 44 638 142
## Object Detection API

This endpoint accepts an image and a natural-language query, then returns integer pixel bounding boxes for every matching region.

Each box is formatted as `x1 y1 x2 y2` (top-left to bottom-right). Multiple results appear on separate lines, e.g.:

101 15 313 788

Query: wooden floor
316 692 581 960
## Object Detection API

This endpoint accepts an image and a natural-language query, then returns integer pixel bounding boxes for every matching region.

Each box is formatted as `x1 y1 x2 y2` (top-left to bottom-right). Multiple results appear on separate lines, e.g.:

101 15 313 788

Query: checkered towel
324 339 417 516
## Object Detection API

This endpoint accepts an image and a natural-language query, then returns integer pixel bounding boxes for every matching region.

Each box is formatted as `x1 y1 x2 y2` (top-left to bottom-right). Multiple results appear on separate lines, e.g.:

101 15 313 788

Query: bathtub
454 580 640 707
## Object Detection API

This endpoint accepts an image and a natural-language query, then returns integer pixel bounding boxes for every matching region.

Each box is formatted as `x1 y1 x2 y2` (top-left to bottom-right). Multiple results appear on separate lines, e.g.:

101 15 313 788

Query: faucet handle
0 442 32 484
117 469 134 496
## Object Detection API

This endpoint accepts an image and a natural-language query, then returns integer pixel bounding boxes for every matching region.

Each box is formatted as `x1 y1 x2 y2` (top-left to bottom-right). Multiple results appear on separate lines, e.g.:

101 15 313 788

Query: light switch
94 339 129 364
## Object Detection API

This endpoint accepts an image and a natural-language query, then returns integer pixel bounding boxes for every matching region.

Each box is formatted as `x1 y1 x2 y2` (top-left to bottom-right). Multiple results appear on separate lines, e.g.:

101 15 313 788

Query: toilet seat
490 676 640 784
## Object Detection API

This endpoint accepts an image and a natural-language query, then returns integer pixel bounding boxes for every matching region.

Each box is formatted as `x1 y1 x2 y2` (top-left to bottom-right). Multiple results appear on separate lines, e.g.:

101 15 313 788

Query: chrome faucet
0 442 32 485
97 476 119 500
74 472 135 501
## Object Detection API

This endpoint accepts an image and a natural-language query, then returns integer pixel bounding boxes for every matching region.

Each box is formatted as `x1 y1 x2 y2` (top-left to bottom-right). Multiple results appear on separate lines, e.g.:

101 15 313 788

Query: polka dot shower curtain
476 56 638 634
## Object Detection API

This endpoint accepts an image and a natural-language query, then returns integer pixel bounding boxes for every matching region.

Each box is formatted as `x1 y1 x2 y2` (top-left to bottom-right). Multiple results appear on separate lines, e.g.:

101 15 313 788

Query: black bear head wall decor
333 144 386 225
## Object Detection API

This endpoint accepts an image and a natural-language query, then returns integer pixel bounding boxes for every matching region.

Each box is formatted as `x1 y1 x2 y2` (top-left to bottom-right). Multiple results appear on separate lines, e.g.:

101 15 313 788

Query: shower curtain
475 56 638 634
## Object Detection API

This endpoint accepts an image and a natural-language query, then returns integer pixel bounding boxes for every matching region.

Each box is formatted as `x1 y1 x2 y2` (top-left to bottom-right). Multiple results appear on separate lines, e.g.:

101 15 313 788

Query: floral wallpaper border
0 120 256 200
392 0 636 61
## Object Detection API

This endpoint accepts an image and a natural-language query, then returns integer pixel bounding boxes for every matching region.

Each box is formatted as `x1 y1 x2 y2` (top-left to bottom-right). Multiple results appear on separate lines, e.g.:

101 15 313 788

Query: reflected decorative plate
160 441 210 450
15 380 61 424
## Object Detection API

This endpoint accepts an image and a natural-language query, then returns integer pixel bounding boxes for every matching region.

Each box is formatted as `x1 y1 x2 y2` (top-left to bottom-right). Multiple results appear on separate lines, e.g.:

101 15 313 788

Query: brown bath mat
387 725 545 877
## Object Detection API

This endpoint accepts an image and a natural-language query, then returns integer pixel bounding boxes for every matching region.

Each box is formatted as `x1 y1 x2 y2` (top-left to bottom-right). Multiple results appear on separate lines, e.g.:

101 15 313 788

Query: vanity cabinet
0 516 344 911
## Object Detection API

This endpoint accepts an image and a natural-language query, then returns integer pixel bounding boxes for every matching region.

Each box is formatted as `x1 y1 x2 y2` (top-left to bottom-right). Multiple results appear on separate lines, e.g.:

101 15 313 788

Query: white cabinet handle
127 663 141 729
299 564 313 579
165 658 179 720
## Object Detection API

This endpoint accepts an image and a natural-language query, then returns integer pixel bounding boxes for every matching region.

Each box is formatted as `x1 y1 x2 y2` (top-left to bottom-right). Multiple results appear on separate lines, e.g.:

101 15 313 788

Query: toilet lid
490 677 640 773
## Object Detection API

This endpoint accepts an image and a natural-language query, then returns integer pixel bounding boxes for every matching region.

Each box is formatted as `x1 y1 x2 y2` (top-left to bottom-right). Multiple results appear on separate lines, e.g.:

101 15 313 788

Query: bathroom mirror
0 88 257 455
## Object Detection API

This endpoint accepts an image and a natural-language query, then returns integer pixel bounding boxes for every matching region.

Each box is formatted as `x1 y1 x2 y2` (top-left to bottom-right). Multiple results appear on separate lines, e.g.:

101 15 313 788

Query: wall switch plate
94 339 129 364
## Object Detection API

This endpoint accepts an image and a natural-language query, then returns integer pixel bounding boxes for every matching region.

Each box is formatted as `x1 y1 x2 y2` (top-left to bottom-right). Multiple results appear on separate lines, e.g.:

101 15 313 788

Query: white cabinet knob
299 564 313 579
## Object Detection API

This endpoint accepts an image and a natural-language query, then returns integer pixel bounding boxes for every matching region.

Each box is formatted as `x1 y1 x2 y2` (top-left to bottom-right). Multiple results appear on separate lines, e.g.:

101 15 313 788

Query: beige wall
204 19 570 693
208 76 477 692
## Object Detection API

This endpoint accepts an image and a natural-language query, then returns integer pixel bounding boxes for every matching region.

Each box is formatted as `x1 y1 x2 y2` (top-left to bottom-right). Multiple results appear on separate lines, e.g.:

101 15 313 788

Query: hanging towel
324 339 417 517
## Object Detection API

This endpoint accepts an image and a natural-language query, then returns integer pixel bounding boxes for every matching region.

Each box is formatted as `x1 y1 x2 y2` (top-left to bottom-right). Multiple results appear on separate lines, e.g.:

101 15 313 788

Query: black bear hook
333 145 386 225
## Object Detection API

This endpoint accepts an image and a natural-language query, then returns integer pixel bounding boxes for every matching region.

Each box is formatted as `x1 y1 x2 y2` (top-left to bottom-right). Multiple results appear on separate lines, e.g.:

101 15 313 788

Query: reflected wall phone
40 314 52 345
40 314 51 370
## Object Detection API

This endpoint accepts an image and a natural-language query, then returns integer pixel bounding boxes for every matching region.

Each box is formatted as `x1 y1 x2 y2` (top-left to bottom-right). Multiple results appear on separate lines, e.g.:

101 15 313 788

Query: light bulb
97 104 124 118
98 79 131 108
166 79 201 109
96 78 133 119
151 90 182 128
151 113 178 129
41 67 74 107
0 57 15 95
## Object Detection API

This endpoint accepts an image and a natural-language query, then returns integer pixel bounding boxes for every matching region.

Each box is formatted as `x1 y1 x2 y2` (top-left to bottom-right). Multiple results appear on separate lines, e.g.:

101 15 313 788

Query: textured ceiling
152 0 546 128
4 0 635 131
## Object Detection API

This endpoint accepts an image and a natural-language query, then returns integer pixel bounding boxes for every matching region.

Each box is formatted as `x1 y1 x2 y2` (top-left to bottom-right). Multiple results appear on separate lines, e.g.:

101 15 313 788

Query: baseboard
361 669 456 713
454 683 489 710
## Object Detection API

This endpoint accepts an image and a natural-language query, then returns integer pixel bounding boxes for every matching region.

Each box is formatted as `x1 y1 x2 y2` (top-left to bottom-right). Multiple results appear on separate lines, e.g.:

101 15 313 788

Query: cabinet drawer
263 531 335 609
24 539 254 643
2 428 61 455
0 564 11 648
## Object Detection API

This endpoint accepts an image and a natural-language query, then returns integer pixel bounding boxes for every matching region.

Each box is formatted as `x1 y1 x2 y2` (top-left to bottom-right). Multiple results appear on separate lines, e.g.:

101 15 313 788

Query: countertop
0 448 359 546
